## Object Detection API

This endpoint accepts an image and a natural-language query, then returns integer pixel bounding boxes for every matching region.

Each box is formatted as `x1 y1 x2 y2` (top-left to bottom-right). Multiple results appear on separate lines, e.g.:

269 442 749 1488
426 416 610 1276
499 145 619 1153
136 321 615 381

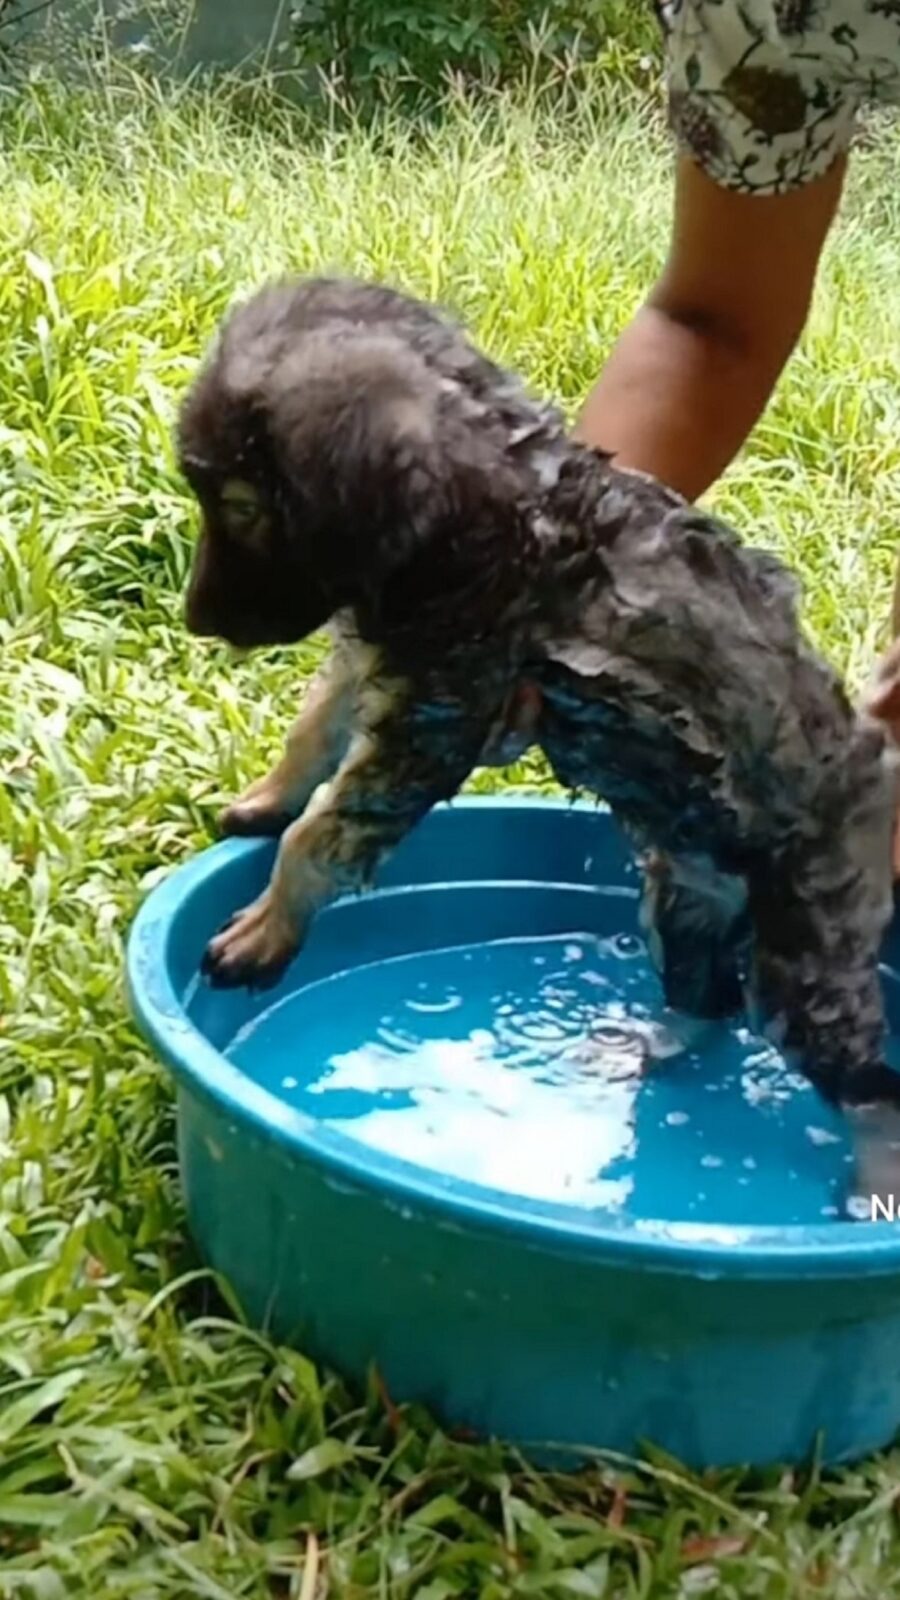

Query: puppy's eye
220 479 267 542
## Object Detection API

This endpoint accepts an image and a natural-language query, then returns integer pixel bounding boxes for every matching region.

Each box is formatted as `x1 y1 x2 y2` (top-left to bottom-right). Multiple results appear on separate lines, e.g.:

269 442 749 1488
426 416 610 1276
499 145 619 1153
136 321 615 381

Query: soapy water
221 931 881 1226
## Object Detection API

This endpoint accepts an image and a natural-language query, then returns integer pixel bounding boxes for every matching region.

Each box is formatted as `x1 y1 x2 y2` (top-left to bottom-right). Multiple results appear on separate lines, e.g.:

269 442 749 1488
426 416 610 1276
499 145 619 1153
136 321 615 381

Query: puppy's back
532 448 877 831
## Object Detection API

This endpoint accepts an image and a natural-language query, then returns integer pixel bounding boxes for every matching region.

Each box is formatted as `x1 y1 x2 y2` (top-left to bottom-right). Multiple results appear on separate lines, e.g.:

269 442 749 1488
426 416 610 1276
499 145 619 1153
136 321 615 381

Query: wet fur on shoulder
178 275 900 1206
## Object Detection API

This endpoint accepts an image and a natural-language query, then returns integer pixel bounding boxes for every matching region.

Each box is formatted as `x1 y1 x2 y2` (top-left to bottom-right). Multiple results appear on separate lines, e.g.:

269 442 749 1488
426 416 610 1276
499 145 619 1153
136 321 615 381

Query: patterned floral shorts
656 0 900 192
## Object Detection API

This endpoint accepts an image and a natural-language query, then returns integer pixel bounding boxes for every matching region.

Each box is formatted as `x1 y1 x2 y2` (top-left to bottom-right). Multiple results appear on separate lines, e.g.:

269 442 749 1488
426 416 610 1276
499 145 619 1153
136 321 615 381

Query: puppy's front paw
219 796 295 839
844 1101 900 1222
201 891 302 989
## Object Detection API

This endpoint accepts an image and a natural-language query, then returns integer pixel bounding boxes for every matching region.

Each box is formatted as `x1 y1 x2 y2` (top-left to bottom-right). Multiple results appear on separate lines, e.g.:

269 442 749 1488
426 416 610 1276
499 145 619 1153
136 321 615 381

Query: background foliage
2 18 900 1596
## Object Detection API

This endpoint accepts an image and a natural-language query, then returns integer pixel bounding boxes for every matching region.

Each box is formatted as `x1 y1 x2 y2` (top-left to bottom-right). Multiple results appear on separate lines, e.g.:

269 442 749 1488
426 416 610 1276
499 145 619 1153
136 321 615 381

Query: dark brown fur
178 276 900 1213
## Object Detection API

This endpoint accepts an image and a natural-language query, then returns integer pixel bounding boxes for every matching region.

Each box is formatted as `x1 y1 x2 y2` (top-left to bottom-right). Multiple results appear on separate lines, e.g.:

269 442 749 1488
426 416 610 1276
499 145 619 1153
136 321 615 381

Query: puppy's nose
184 599 212 637
184 599 221 639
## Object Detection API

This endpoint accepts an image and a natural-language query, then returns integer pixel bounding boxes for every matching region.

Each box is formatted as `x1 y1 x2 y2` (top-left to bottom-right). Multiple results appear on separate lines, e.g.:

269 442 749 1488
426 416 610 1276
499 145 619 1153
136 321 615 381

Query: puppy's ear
262 330 453 559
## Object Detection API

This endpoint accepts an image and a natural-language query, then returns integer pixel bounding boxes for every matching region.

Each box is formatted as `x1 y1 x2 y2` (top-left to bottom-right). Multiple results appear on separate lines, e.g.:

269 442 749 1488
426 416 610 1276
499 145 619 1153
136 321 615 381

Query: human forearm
575 155 845 503
575 300 789 502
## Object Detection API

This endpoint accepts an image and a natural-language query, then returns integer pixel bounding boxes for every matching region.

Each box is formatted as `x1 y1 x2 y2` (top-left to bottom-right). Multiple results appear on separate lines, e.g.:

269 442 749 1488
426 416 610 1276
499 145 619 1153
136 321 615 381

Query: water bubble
569 1022 648 1080
700 1154 724 1169
806 1125 841 1148
515 1015 569 1043
406 992 462 1015
666 1111 690 1127
591 1022 638 1050
282 1075 298 1091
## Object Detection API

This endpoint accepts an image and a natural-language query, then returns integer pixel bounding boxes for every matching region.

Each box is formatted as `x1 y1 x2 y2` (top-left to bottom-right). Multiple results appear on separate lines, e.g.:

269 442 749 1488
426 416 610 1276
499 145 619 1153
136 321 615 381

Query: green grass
3 66 900 1597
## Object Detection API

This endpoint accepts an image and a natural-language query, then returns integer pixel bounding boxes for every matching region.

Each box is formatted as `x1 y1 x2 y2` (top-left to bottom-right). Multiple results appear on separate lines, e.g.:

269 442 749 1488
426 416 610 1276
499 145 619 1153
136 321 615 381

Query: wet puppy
178 275 900 1209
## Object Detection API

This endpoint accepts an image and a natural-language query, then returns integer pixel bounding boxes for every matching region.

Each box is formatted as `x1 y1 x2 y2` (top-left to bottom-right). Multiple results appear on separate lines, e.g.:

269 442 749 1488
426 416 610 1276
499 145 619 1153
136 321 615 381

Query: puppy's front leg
203 690 490 988
220 652 355 838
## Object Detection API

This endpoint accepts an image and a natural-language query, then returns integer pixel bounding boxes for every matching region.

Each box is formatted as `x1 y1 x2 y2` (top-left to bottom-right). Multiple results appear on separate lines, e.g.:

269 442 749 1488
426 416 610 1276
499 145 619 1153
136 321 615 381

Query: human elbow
647 288 808 379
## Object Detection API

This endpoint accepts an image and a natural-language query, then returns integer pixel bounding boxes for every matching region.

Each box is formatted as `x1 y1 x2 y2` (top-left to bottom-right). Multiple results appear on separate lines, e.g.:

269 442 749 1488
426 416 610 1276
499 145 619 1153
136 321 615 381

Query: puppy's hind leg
221 653 355 839
639 849 749 1023
745 837 900 1219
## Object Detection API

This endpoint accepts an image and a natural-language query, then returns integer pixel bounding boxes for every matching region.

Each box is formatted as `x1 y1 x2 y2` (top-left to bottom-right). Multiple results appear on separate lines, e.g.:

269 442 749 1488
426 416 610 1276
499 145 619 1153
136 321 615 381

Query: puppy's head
178 284 464 649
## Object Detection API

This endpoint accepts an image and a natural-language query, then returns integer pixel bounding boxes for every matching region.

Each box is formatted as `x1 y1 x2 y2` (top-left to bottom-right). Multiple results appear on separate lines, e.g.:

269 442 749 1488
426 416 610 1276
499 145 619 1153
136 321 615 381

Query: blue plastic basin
127 797 900 1468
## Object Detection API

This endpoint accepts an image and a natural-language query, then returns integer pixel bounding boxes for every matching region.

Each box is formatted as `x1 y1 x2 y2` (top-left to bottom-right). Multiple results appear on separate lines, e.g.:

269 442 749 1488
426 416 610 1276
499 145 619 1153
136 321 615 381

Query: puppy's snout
184 531 227 638
185 578 267 649
185 595 249 647
184 583 218 639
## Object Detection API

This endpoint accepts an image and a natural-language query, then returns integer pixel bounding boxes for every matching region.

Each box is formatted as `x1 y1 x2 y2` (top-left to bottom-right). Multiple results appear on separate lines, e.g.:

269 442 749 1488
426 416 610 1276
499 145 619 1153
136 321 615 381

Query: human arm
576 152 846 500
